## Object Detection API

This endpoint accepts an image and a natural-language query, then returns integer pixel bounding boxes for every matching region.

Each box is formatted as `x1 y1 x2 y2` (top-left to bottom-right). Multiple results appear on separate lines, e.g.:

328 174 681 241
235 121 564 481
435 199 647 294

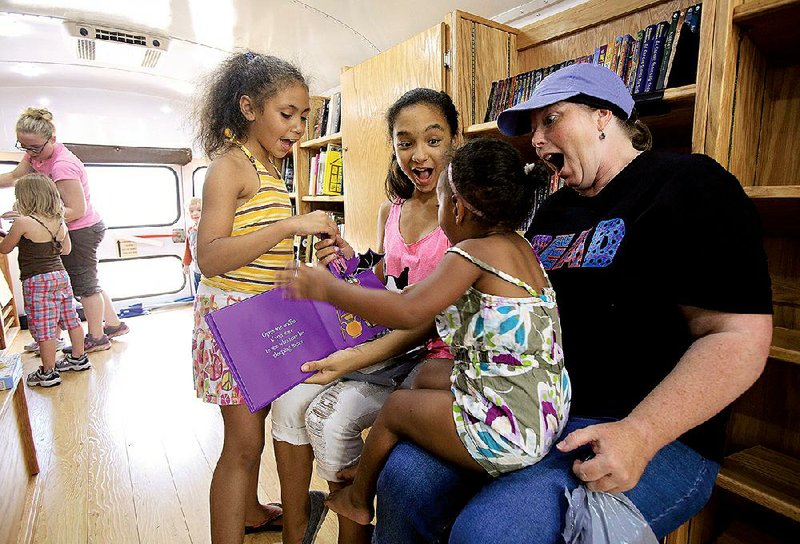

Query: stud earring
599 131 606 140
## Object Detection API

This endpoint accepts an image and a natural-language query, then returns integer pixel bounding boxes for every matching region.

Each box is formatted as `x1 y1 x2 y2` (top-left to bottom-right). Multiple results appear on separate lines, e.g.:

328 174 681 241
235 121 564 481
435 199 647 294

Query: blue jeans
374 417 719 544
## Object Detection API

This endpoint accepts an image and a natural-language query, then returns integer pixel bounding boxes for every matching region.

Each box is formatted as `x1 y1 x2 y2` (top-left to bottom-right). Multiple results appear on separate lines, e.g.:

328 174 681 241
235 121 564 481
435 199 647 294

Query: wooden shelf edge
716 445 800 522
301 195 344 203
733 0 799 24
661 84 696 103
300 132 343 150
744 185 800 199
769 327 800 365
464 121 498 136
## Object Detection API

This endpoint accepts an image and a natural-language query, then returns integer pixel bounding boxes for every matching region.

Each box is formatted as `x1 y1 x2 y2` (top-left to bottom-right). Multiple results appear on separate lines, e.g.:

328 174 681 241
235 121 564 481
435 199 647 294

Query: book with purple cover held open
205 255 386 413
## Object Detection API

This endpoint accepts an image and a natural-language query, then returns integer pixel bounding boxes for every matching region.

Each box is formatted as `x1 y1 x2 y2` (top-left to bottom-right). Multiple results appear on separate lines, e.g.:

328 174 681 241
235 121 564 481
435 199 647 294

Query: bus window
99 255 185 300
193 166 207 198
86 164 180 228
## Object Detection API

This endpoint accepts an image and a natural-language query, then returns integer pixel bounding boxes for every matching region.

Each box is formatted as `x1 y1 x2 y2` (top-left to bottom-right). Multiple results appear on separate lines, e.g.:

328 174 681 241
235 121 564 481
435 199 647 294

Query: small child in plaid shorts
0 173 89 387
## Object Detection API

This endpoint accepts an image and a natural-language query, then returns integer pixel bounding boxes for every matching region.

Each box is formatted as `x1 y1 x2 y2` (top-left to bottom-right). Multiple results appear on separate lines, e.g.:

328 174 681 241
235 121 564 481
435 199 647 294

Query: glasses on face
15 140 48 155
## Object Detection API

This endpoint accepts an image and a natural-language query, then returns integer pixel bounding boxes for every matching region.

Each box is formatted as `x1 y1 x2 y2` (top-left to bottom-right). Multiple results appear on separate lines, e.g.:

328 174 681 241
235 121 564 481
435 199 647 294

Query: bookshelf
0 253 19 350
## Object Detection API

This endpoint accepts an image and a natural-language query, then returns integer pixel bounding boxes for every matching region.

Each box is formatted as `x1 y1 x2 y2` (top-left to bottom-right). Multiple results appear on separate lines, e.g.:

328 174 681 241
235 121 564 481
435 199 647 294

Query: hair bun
23 107 53 122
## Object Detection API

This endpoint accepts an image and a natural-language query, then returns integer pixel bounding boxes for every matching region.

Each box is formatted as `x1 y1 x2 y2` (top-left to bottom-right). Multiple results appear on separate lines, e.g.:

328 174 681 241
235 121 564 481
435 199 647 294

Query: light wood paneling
450 13 517 129
755 64 800 187
729 34 768 185
341 23 446 253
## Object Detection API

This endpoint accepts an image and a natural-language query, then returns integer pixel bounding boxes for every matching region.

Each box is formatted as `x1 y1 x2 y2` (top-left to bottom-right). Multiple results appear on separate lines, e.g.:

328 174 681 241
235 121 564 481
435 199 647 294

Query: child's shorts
23 270 81 342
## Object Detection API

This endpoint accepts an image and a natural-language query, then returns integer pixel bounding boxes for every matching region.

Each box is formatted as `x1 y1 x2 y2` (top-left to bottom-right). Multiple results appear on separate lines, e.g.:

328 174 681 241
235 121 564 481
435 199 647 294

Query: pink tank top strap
382 200 450 286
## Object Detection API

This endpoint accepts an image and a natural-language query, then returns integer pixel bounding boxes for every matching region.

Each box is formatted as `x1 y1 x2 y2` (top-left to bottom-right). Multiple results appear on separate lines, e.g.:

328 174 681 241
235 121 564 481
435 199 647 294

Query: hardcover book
205 256 388 413
0 352 22 391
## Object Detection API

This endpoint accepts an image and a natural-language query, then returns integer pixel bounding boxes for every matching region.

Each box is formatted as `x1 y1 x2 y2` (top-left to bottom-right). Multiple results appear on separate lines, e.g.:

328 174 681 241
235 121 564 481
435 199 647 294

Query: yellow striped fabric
202 145 294 294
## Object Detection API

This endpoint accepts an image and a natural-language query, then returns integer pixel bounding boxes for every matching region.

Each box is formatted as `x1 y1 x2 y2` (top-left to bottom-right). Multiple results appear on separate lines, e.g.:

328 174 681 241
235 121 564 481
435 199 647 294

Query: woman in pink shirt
0 107 128 352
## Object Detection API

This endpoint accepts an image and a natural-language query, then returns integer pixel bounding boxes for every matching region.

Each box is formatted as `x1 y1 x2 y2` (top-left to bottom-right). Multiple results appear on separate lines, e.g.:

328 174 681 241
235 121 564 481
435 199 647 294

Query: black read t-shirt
526 151 772 460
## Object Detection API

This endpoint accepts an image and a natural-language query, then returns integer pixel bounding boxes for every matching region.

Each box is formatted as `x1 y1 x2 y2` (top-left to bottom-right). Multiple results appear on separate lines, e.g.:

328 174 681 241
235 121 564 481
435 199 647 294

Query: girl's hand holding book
288 210 339 237
315 234 354 266
281 261 335 302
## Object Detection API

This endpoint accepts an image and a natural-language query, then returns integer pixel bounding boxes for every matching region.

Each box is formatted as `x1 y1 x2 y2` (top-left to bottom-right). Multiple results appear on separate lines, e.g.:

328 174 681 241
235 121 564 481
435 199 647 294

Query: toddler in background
182 196 202 291
0 173 89 387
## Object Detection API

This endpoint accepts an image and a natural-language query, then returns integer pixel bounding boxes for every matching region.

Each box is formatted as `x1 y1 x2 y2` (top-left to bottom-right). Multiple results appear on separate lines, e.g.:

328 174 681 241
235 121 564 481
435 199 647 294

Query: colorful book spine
321 145 343 195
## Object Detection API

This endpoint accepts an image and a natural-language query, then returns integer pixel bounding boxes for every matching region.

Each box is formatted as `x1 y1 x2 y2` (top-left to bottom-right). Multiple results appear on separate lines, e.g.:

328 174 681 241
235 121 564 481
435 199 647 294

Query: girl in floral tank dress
284 137 571 525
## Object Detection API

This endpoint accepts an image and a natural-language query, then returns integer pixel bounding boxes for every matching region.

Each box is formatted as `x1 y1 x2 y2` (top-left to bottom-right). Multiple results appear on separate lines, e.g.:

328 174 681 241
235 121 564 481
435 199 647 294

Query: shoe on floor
55 353 92 372
244 502 283 534
303 490 329 544
103 321 130 339
24 338 66 354
26 366 62 387
63 334 111 354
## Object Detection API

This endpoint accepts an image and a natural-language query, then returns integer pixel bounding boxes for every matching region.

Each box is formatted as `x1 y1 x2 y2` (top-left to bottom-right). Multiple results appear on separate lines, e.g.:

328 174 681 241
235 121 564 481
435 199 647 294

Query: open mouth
411 167 434 184
542 153 564 174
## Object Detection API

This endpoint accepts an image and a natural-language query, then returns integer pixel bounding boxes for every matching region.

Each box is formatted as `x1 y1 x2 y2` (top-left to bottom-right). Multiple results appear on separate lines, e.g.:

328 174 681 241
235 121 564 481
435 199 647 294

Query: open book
205 255 387 413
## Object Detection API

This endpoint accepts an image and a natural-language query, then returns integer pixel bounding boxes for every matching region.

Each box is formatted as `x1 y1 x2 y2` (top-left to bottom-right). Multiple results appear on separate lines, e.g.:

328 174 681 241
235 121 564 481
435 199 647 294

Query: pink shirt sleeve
49 159 84 182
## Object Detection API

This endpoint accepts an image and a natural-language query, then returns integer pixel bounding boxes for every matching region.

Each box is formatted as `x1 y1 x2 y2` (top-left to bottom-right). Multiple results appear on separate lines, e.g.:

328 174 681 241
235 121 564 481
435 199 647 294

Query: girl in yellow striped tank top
192 52 338 544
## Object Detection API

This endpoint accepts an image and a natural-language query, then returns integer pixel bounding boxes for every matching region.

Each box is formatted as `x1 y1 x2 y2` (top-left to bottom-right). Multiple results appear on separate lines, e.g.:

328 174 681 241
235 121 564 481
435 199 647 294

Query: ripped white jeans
304 367 421 482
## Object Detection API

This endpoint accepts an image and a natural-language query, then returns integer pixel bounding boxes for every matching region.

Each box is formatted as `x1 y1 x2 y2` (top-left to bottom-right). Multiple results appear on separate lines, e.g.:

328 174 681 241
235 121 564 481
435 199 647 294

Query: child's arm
182 238 192 274
198 157 338 278
285 250 481 330
59 224 72 255
0 217 29 254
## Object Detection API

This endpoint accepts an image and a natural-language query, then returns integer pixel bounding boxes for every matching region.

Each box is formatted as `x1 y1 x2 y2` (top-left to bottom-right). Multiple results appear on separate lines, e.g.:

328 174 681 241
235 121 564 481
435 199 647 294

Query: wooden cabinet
0 253 19 350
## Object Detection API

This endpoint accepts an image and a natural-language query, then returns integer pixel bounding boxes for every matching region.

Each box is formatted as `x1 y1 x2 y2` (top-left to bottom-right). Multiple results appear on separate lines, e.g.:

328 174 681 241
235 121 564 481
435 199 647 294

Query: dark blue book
633 24 656 95
644 21 669 93
656 10 682 90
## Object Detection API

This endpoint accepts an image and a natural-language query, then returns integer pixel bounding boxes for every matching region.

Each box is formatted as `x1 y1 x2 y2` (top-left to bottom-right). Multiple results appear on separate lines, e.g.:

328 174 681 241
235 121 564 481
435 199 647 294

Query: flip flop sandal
244 502 283 534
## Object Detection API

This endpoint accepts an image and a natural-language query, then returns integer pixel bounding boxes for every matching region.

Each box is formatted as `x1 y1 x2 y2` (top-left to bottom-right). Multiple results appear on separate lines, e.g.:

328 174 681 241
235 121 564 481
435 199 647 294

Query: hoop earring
599 131 606 140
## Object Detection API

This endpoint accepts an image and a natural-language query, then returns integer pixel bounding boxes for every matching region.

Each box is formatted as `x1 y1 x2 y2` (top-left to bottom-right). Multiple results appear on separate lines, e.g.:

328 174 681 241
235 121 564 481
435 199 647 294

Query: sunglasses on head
15 140 48 154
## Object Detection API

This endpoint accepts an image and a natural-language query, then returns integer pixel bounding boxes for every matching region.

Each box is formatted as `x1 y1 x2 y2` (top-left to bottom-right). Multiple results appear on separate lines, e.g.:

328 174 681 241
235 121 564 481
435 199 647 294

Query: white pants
271 383 325 445
304 367 421 482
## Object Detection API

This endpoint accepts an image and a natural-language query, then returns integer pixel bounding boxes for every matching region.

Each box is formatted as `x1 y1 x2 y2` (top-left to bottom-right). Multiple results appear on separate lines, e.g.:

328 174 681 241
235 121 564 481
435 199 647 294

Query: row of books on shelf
295 211 345 263
485 2 702 122
310 92 342 140
308 144 344 196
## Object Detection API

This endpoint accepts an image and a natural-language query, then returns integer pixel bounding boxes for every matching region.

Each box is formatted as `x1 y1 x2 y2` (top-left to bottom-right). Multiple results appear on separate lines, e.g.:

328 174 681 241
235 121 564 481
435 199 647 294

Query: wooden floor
14 304 339 544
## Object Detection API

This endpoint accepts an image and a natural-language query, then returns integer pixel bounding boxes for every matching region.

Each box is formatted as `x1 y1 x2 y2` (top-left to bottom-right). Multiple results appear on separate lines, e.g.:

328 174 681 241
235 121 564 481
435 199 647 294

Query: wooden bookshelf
0 254 19 350
302 195 345 203
732 0 800 61
770 327 800 365
717 446 800 522
299 132 342 150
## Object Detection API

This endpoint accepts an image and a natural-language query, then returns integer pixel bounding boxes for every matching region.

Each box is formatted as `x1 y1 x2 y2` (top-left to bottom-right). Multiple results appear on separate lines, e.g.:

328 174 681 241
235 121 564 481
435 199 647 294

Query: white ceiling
0 0 584 150
0 0 570 98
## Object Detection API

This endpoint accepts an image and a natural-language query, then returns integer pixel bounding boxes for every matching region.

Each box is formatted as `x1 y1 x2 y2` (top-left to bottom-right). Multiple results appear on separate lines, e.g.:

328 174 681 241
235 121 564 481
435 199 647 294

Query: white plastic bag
563 485 659 544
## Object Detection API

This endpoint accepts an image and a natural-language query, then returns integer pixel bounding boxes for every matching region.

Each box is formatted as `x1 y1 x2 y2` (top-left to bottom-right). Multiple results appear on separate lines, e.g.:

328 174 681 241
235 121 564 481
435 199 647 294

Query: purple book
205 255 386 413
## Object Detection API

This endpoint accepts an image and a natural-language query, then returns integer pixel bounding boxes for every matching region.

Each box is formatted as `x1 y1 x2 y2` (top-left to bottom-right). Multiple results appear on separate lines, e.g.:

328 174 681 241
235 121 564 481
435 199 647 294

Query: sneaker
55 353 92 372
63 334 111 354
24 338 66 354
302 490 329 544
26 367 62 387
103 321 130 339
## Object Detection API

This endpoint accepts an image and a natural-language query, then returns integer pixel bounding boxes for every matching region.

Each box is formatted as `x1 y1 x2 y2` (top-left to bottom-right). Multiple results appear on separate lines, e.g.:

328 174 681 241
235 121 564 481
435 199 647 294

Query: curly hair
16 107 56 139
194 51 308 159
15 173 64 219
385 88 459 201
449 138 543 231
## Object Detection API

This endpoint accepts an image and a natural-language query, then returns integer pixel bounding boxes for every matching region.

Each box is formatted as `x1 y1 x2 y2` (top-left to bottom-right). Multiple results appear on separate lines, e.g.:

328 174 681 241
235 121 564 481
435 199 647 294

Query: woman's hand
555 418 658 493
315 234 355 266
301 348 364 385
281 261 336 302
287 210 339 238
1 210 20 221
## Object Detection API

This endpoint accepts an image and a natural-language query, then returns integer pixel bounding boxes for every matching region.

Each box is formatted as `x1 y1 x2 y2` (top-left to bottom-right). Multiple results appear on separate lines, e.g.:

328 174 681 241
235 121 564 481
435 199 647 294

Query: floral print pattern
436 247 571 476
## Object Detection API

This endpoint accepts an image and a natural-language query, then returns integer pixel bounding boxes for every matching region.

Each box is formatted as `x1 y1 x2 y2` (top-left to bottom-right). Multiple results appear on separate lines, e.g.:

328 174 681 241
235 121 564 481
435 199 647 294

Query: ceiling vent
65 21 169 69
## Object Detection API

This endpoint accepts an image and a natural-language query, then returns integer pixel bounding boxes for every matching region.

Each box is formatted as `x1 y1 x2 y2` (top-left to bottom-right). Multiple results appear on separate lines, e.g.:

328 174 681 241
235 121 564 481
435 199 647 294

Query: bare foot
336 465 358 482
325 485 373 525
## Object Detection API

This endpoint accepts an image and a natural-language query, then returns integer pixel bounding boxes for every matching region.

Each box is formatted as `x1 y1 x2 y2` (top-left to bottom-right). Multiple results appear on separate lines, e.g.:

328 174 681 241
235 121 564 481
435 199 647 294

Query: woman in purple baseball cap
372 63 773 543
